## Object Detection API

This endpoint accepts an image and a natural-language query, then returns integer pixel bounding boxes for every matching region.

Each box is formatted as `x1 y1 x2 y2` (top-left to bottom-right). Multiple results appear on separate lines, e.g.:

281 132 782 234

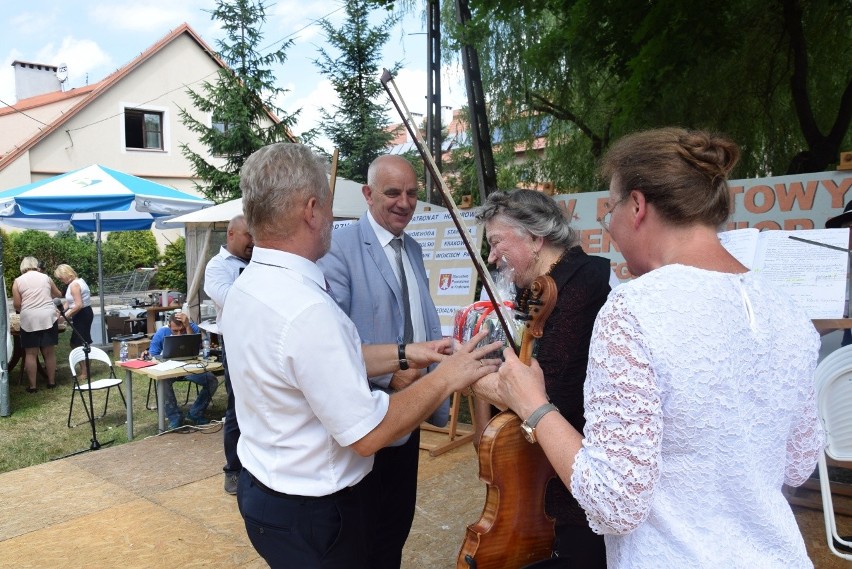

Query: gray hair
20 256 39 273
476 189 577 248
240 143 330 240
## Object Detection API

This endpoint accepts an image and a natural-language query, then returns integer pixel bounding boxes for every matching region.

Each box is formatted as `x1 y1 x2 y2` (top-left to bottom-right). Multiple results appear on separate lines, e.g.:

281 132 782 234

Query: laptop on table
160 333 202 361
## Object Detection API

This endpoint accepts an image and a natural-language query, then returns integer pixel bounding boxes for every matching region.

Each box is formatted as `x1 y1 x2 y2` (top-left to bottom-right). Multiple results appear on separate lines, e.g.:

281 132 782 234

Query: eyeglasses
597 196 628 232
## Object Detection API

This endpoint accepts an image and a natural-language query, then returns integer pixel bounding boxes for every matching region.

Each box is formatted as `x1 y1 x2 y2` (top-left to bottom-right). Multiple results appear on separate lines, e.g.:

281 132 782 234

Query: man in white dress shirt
221 142 500 569
203 214 253 495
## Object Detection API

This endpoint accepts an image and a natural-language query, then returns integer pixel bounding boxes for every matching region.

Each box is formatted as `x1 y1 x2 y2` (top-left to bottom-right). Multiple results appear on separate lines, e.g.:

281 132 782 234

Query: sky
1 0 468 151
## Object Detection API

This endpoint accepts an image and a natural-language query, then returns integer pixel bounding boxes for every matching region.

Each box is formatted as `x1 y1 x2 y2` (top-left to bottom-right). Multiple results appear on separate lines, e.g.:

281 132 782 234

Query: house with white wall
0 23 287 247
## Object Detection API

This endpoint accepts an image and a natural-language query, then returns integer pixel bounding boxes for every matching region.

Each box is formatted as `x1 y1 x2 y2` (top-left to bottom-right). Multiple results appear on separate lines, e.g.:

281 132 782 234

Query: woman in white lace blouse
476 128 823 568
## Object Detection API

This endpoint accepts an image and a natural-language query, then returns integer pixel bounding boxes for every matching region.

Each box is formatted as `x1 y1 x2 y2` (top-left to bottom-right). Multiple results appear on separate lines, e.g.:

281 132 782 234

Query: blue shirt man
145 312 219 430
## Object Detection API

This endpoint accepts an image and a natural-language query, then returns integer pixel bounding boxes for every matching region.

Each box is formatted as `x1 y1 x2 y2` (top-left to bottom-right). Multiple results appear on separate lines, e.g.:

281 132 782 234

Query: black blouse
516 245 612 527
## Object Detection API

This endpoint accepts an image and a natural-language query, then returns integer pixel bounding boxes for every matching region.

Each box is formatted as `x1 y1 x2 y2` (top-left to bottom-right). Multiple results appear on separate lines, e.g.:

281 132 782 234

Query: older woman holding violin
477 128 822 568
473 189 613 568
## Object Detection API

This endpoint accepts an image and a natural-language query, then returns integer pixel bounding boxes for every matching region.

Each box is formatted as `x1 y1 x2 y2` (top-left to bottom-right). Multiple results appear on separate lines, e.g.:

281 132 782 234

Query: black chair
145 377 199 410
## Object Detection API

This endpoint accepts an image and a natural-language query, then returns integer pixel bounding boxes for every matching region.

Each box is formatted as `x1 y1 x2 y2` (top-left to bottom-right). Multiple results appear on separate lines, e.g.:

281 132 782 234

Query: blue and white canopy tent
0 164 212 416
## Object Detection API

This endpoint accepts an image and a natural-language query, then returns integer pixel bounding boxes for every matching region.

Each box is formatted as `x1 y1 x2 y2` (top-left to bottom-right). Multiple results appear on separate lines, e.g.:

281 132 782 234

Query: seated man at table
142 312 219 429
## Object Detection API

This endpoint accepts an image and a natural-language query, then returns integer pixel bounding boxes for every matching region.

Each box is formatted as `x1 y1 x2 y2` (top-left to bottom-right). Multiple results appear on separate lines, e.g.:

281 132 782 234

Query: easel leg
420 391 476 457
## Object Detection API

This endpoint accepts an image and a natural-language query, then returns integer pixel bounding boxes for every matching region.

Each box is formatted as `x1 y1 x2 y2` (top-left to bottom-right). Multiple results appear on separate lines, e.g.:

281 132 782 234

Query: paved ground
0 426 849 568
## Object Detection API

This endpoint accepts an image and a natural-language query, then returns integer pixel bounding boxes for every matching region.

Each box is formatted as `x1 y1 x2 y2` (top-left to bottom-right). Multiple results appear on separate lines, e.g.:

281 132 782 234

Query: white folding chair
815 354 852 560
67 346 126 428
815 345 852 388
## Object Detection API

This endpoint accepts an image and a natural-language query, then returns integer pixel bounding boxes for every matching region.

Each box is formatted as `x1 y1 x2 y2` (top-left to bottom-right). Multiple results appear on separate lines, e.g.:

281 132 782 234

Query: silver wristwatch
520 403 559 444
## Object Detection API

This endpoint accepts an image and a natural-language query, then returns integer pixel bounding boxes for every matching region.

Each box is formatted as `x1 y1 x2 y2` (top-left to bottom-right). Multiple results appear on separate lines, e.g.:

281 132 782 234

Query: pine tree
179 0 297 203
314 1 400 183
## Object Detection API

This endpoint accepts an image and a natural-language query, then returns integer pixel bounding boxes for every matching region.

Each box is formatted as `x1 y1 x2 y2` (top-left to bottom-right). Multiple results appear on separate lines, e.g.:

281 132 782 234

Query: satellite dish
56 63 68 83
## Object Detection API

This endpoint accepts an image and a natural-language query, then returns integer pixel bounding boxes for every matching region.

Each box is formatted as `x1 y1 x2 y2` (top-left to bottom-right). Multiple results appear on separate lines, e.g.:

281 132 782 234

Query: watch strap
398 343 409 371
523 402 558 430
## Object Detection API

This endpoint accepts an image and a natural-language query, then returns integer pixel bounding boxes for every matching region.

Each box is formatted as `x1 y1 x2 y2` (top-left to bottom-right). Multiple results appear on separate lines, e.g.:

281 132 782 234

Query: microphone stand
53 301 113 459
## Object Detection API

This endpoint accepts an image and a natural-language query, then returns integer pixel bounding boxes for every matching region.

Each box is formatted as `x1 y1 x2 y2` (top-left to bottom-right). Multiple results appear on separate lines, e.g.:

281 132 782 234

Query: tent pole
0 230 9 417
185 225 212 323
97 214 107 345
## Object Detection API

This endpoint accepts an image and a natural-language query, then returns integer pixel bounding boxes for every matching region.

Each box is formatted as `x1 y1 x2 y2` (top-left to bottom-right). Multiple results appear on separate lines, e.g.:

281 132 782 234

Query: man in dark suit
318 154 445 568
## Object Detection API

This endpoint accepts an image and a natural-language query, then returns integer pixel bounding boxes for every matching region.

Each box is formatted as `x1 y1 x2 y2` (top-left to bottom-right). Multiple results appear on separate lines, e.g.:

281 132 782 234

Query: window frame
121 103 169 153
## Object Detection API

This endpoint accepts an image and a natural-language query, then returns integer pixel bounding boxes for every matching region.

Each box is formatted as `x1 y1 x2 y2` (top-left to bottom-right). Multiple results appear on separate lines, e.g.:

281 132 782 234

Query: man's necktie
389 238 414 343
323 277 338 302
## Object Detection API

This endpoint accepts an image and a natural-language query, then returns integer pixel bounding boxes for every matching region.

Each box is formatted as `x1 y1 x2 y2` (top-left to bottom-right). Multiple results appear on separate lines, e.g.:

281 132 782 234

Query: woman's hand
498 347 550 419
474 347 549 420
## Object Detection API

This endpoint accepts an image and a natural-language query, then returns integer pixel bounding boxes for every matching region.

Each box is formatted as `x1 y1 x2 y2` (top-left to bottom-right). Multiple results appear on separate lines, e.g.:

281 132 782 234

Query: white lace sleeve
785 357 823 487
570 293 663 535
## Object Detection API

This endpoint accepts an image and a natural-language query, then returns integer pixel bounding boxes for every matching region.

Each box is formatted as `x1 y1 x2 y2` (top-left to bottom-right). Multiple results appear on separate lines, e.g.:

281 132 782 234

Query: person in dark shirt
474 189 611 568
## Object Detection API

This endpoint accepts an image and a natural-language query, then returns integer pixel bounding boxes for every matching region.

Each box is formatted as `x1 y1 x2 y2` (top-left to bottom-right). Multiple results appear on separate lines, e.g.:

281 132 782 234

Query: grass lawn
0 328 227 474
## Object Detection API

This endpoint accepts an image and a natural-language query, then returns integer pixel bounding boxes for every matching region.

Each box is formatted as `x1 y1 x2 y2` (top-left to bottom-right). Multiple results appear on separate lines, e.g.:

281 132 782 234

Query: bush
101 230 160 275
155 236 187 293
8 229 97 291
1 229 16 296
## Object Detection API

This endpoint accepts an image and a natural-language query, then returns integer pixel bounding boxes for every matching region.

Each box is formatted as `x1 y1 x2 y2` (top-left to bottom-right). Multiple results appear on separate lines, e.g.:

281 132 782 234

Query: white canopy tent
163 177 443 225
164 176 445 320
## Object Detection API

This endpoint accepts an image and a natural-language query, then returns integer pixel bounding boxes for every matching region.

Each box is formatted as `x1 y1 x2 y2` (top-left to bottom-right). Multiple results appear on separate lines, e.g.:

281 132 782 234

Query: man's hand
176 311 191 330
404 337 454 369
430 331 503 394
389 368 423 391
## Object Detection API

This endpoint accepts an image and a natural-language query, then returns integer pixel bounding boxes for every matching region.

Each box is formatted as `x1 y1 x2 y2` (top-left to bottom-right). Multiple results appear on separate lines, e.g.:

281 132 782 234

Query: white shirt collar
366 210 401 248
219 245 249 264
251 246 327 292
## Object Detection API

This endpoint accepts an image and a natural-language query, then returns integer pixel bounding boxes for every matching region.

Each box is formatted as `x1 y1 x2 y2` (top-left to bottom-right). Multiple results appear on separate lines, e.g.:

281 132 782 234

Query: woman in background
54 264 94 377
477 128 822 568
12 256 62 392
473 189 612 567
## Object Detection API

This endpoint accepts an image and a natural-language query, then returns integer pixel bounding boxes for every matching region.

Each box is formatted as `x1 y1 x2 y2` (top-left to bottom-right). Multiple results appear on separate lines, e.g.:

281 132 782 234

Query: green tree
1 229 16 296
314 1 400 183
442 0 851 191
444 140 519 206
55 229 97 290
179 0 297 204
155 237 188 293
101 231 160 276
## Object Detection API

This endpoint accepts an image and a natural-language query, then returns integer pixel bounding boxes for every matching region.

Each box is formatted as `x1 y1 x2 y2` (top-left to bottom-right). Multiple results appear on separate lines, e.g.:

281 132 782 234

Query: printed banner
553 170 852 281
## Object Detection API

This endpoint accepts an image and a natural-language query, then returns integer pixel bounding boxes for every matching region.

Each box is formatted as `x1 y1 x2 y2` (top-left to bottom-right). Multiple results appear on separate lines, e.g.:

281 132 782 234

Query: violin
457 275 558 568
379 70 557 568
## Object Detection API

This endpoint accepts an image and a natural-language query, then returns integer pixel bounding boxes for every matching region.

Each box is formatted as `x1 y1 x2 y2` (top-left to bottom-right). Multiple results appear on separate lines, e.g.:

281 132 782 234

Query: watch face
521 423 535 444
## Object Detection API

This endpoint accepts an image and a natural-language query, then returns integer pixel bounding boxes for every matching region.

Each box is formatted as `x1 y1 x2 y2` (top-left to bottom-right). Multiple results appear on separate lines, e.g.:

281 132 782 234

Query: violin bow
380 68 517 352
329 148 339 198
